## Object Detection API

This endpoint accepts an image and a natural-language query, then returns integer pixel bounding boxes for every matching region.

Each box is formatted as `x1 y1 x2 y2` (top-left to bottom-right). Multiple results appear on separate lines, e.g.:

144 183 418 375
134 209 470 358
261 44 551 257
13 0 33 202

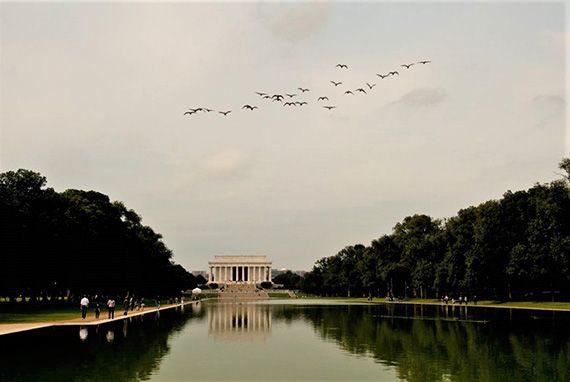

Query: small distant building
208 255 272 285
192 270 208 278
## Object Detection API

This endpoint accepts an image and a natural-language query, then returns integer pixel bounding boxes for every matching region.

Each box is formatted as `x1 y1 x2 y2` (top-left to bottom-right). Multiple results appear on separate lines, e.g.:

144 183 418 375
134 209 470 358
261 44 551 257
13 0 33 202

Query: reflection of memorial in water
207 303 271 342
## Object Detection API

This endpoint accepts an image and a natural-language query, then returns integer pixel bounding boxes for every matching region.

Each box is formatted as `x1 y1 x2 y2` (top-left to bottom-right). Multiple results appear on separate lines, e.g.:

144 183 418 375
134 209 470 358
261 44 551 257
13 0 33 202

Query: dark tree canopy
0 169 197 302
299 159 570 301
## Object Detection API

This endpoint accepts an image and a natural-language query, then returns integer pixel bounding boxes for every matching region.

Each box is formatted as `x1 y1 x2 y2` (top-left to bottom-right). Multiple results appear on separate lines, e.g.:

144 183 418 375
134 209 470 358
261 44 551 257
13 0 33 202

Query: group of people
440 295 477 305
79 294 186 320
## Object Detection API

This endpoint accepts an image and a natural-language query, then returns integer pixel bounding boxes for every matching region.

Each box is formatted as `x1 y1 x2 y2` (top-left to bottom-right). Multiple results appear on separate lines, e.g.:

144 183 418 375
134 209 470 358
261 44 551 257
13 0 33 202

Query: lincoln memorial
208 255 272 285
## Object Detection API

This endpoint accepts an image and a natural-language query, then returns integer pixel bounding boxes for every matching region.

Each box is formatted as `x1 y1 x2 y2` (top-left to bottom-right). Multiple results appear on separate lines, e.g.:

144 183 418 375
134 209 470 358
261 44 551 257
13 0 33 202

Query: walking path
0 300 205 336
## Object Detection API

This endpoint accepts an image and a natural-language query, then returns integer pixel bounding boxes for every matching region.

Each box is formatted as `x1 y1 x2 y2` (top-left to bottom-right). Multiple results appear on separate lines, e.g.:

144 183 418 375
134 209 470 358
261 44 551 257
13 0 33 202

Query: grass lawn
0 299 165 324
0 305 83 323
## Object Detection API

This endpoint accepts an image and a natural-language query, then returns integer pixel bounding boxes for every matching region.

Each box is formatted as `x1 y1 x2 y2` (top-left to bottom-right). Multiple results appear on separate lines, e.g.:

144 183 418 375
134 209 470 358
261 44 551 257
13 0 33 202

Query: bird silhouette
401 63 414 69
242 105 257 110
285 94 298 98
344 90 354 95
298 87 310 93
283 102 296 106
323 106 337 110
262 95 271 99
255 92 267 96
366 83 376 89
317 96 329 101
203 108 213 112
355 88 367 94
417 60 431 64
377 74 389 79
296 101 308 106
331 81 342 86
183 111 196 115
219 111 232 116
336 64 348 69
272 94 284 101
389 71 399 75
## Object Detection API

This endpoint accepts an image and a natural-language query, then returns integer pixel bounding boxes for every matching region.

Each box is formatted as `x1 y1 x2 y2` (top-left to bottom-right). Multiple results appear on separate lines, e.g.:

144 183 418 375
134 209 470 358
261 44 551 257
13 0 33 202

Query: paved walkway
0 300 203 336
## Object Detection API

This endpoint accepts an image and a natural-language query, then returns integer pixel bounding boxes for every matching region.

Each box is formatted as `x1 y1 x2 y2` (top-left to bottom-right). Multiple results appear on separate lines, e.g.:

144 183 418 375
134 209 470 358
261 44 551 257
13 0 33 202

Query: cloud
392 87 447 109
203 148 253 179
266 2 331 42
531 94 566 128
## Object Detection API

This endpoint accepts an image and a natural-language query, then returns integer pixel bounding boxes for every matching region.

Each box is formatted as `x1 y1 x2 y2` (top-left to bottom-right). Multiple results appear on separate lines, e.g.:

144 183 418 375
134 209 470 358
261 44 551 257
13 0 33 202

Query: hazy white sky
1 1 568 271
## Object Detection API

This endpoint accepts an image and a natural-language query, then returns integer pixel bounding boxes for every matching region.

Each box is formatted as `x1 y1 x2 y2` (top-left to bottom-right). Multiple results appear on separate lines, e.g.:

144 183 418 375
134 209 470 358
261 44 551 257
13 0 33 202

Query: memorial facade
208 255 272 285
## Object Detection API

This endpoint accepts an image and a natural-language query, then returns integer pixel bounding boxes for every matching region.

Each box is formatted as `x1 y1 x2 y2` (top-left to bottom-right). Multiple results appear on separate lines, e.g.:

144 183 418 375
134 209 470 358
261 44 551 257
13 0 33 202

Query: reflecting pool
1 301 569 382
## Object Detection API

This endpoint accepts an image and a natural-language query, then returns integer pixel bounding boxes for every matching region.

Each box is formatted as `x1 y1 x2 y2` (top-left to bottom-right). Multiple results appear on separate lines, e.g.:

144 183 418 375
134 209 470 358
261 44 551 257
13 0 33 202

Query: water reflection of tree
285 305 570 382
0 307 205 382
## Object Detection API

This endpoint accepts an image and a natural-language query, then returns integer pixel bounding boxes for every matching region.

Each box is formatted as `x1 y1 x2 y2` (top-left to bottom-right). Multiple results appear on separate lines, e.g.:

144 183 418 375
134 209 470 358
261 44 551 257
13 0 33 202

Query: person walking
80 295 89 320
94 303 101 319
107 298 115 319
123 297 129 316
156 296 160 311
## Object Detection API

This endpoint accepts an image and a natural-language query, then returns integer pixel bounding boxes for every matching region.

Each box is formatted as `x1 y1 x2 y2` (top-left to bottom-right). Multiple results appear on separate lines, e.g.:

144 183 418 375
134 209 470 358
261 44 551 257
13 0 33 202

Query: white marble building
207 255 272 285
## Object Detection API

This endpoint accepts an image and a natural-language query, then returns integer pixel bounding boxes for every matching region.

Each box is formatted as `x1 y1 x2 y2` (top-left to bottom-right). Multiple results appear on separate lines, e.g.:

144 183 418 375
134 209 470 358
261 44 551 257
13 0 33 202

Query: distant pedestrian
140 298 145 311
80 295 89 320
123 297 129 316
95 303 101 319
473 295 477 305
445 295 449 304
156 296 161 311
107 298 115 319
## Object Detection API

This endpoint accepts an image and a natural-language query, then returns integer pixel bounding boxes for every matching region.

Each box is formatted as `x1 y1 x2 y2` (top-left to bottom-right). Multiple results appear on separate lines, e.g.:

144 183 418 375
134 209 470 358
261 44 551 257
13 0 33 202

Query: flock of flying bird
183 60 431 117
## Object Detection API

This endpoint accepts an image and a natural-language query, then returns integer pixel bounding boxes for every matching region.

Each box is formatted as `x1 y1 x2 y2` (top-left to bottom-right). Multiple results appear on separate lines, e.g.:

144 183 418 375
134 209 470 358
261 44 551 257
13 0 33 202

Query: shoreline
0 299 209 336
3 297 569 336
372 300 570 312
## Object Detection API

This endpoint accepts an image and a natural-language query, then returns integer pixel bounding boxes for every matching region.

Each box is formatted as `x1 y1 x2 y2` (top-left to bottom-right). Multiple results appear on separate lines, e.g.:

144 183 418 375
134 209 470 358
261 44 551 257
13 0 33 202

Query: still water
1 300 569 382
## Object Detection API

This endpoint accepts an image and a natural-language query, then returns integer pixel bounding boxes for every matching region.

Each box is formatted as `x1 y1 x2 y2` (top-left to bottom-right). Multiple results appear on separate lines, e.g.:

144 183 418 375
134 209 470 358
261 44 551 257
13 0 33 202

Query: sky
1 0 568 272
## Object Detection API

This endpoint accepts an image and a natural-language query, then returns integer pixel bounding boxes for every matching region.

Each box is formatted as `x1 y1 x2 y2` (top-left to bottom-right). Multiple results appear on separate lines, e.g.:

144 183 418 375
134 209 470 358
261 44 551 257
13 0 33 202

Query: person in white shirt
107 298 115 319
80 295 89 320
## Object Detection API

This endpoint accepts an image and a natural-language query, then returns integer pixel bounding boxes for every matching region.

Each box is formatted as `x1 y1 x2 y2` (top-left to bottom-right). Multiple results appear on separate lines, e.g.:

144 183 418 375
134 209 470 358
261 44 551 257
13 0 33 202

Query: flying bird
285 93 298 98
336 64 348 69
283 102 296 106
417 60 431 64
272 94 284 101
323 106 337 110
389 71 399 75
219 111 231 116
242 105 257 110
344 90 354 95
203 108 213 112
296 101 308 106
366 83 376 89
317 96 329 101
183 111 196 115
298 87 310 93
377 74 389 79
331 81 342 86
255 92 267 96
355 88 367 94
401 63 414 69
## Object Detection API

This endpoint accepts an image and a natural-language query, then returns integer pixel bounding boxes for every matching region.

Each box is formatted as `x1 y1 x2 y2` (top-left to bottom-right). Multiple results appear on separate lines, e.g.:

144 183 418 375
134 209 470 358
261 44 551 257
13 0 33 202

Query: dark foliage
0 169 198 302
300 159 570 301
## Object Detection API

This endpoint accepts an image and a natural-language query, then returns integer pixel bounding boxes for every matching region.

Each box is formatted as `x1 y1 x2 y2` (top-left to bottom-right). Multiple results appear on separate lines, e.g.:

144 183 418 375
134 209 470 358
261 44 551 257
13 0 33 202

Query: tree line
0 169 205 303
299 159 570 301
